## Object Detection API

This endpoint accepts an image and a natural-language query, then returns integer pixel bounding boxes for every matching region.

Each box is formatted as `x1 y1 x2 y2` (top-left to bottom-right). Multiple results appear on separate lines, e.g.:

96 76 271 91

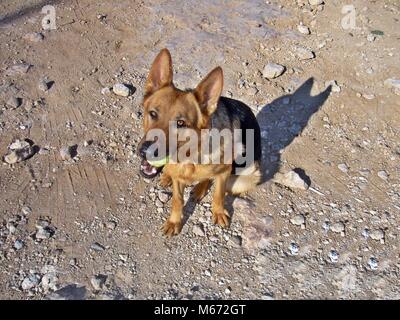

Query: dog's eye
177 120 186 128
149 111 158 120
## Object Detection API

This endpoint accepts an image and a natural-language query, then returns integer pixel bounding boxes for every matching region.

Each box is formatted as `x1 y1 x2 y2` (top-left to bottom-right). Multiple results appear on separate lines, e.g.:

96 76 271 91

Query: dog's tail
226 162 262 195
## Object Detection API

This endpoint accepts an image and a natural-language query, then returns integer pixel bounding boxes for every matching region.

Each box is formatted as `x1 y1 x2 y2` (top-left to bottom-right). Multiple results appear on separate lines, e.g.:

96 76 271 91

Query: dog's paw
159 174 172 188
163 220 182 237
212 209 230 228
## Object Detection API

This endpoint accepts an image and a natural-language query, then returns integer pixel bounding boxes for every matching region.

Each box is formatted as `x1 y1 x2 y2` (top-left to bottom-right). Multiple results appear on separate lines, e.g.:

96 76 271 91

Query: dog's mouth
140 159 163 179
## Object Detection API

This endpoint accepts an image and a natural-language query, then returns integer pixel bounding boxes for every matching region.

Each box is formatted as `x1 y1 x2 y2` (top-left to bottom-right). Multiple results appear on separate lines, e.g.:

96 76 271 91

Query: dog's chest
165 163 229 183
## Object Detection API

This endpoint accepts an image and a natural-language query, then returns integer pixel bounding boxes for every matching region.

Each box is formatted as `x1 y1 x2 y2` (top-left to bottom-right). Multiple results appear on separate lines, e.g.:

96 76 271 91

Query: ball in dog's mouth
140 159 162 178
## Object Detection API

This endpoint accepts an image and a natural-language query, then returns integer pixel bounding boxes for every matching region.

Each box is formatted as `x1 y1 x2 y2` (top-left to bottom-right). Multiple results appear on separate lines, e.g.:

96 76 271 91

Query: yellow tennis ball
147 155 169 168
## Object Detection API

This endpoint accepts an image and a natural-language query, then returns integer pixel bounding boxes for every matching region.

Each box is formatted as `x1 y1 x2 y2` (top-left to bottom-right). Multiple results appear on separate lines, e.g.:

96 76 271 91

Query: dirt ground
0 0 399 300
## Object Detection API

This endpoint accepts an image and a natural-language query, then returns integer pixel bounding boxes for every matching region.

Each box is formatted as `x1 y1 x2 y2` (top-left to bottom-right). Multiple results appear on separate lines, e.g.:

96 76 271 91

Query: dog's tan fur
139 49 260 236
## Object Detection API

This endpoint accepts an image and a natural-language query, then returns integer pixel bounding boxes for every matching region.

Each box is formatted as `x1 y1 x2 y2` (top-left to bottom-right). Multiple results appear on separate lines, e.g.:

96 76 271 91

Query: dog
137 48 262 236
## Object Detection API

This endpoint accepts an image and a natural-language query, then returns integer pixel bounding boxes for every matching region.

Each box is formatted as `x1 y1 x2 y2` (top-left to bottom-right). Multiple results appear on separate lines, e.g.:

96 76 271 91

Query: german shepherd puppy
138 49 261 236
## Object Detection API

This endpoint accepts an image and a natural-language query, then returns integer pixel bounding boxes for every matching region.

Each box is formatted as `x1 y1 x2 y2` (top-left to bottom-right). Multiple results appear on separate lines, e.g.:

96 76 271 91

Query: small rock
294 46 315 60
338 163 349 173
230 235 242 247
41 272 58 292
21 206 32 215
362 93 375 100
91 242 105 252
6 96 22 108
193 225 205 237
369 229 384 241
367 34 376 42
328 250 339 263
290 214 305 226
3 139 35 164
101 87 111 95
38 79 49 92
262 63 285 79
112 83 131 97
289 242 299 255
24 32 44 42
105 221 117 230
60 145 77 160
91 274 107 291
5 63 32 76
325 80 341 93
297 25 310 35
14 239 24 250
309 0 324 5
331 222 345 233
377 170 388 181
384 78 400 90
368 257 378 270
274 170 309 191
36 226 53 240
21 274 41 290
158 191 169 203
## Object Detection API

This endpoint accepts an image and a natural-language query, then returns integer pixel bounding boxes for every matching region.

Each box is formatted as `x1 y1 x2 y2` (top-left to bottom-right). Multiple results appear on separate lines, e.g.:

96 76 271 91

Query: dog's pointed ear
145 48 173 96
194 67 223 116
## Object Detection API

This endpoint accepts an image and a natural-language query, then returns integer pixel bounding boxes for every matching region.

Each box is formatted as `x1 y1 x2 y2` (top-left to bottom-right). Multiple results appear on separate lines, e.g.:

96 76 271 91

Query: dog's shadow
180 77 331 228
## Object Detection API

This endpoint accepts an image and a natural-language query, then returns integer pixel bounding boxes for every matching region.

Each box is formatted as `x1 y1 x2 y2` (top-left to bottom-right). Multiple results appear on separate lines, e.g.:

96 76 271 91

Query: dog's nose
139 141 152 158
139 141 160 159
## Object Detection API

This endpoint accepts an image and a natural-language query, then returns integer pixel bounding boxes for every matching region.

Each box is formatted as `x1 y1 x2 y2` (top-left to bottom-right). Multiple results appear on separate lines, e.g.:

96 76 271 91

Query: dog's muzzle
138 141 164 179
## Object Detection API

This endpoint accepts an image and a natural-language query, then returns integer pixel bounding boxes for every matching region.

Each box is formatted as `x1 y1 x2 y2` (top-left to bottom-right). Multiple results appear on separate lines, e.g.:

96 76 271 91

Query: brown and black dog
138 48 262 236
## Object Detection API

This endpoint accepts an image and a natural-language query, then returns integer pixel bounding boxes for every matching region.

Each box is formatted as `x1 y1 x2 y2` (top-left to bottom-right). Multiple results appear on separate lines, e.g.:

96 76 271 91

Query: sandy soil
0 0 399 299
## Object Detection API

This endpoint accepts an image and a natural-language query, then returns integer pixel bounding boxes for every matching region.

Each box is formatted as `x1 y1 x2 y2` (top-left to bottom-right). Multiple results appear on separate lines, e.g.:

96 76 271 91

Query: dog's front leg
211 171 230 228
163 179 185 236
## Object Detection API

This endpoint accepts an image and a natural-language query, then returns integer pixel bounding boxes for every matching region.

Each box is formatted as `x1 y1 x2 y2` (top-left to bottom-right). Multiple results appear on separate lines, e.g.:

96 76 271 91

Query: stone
384 78 400 90
6 96 21 108
297 25 310 35
289 242 299 255
5 63 32 76
377 170 388 181
158 191 169 203
38 79 49 92
36 227 53 240
290 214 305 226
60 146 76 160
331 222 345 233
309 0 324 5
21 274 41 290
105 221 117 230
24 32 44 42
367 34 376 42
3 140 34 164
369 229 384 241
274 170 309 190
368 257 378 270
328 250 339 263
338 163 349 173
91 274 107 291
112 83 131 97
41 273 58 292
230 235 242 247
325 80 341 93
193 224 205 237
91 242 105 251
262 63 285 79
294 46 315 60
101 87 111 95
14 240 24 250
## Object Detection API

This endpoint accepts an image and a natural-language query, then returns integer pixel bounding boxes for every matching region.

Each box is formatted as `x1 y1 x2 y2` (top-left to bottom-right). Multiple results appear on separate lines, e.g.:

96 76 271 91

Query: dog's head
137 49 223 178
